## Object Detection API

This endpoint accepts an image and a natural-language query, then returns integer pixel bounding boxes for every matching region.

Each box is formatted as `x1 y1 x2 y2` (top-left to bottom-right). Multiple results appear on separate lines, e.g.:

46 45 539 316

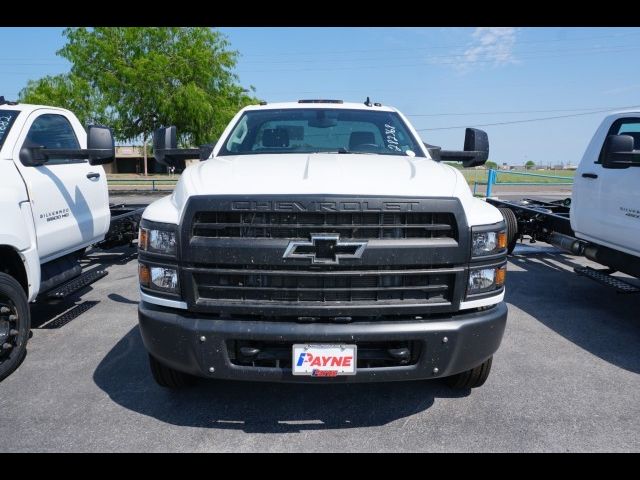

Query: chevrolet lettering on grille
283 233 367 265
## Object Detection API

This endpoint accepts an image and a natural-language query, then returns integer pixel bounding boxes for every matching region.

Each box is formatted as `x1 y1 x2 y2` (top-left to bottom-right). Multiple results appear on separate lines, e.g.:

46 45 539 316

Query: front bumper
138 301 507 383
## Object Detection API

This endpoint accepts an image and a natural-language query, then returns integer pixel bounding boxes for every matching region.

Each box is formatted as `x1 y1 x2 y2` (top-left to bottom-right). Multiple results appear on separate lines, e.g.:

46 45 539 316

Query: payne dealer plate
292 344 357 377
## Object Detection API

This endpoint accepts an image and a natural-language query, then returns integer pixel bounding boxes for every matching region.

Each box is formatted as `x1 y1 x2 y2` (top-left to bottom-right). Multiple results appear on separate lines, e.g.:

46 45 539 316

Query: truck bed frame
487 197 574 242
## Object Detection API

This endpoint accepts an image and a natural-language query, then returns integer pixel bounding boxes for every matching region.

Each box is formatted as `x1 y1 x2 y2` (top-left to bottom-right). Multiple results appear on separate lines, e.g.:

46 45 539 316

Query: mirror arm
607 151 640 166
423 143 442 161
440 150 483 161
30 147 114 161
155 146 213 164
440 150 488 167
611 150 640 157
158 148 201 160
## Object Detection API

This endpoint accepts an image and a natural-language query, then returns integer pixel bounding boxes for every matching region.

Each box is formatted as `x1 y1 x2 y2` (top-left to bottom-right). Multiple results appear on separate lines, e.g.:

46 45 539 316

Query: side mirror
462 128 489 167
87 125 115 165
153 126 178 166
602 134 640 169
153 126 216 168
436 128 489 167
19 125 115 167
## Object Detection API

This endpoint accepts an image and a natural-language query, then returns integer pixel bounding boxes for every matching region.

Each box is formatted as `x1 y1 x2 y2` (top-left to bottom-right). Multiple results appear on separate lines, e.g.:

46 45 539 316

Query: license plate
292 344 357 376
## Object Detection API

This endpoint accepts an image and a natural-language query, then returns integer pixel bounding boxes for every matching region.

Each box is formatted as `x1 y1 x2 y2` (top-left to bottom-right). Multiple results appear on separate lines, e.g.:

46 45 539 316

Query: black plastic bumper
138 301 507 383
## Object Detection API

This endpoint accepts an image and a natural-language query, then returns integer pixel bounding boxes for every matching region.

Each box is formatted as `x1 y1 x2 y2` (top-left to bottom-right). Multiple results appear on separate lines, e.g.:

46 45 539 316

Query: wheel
445 356 493 389
498 207 519 254
148 354 195 389
0 273 30 382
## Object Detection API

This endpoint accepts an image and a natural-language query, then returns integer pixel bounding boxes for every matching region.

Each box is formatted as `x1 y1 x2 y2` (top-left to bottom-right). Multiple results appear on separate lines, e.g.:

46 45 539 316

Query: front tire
445 356 493 389
0 273 30 382
148 354 195 389
498 208 518 254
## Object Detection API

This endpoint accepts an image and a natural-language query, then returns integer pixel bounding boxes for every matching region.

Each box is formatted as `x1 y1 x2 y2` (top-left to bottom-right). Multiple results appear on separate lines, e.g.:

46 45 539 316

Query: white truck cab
137 99 511 390
1 103 111 294
572 111 640 258
0 99 140 382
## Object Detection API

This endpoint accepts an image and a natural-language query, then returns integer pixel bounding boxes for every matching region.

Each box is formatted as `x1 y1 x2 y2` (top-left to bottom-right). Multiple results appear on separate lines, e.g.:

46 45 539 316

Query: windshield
0 110 19 149
219 108 425 157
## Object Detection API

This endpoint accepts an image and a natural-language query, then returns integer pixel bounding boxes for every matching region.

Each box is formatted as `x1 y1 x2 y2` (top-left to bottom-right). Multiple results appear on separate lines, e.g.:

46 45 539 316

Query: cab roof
243 101 398 113
0 102 70 114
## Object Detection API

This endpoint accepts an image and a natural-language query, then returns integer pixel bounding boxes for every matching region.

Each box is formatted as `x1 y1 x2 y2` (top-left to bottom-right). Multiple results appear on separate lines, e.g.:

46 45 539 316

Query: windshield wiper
310 148 352 154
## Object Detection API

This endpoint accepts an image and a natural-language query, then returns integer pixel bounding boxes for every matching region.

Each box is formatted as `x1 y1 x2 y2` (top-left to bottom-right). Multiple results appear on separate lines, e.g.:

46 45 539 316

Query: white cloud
603 83 640 95
456 27 518 71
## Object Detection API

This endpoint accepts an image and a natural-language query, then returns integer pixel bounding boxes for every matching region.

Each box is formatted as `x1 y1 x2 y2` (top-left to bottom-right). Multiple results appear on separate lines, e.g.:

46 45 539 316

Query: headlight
467 264 506 296
139 223 177 255
471 228 507 257
139 263 179 294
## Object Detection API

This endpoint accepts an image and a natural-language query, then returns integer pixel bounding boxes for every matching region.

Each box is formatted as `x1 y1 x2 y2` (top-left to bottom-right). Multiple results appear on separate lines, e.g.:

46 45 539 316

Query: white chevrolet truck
138 99 511 389
488 111 640 292
0 98 141 381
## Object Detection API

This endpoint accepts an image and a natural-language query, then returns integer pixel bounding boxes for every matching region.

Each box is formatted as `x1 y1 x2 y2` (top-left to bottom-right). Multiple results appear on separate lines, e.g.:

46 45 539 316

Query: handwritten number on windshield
384 124 402 152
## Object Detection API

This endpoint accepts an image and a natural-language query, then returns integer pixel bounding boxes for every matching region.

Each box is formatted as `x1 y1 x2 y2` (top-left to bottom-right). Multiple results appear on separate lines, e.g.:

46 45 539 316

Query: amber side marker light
139 264 151 287
138 228 148 250
496 265 507 287
497 231 507 250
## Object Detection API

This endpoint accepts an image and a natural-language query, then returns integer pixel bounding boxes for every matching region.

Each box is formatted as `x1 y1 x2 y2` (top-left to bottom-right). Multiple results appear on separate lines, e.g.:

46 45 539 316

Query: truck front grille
192 211 457 240
179 196 470 316
192 266 454 304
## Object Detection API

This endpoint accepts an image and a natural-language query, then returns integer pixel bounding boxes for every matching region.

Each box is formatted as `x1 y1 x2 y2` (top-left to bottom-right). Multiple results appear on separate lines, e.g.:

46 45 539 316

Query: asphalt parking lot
1 195 639 452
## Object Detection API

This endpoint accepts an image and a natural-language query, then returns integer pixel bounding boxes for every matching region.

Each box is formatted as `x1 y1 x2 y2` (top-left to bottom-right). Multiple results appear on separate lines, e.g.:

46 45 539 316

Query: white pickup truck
488 111 640 291
0 98 141 381
137 99 512 390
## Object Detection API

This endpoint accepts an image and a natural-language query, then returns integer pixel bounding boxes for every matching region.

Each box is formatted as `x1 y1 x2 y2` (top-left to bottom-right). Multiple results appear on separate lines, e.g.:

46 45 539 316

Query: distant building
102 146 199 174
101 146 164 174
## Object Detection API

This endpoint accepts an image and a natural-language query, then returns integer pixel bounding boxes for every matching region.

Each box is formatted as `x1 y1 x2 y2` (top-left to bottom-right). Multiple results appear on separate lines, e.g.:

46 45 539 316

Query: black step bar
574 266 640 293
45 269 108 300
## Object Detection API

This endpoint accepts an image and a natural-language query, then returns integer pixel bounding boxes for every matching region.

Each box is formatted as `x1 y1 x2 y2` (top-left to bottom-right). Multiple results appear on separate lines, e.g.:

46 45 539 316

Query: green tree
485 160 498 170
19 74 111 127
20 27 258 174
525 160 536 170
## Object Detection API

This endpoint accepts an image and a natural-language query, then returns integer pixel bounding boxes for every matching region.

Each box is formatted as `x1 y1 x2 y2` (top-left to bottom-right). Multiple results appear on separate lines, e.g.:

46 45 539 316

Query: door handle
86 172 101 180
581 173 598 179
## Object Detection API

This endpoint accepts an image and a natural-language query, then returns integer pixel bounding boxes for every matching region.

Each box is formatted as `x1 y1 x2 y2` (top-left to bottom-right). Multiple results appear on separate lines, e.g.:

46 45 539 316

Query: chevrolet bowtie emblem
283 234 368 264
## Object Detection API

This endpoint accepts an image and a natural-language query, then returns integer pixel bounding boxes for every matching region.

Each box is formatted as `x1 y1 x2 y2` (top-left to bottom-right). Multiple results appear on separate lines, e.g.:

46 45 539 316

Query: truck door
573 117 640 254
12 109 110 262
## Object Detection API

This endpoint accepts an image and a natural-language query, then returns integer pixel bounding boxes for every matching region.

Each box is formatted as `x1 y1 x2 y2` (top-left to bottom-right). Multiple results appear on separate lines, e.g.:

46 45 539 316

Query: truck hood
175 153 458 201
144 154 501 227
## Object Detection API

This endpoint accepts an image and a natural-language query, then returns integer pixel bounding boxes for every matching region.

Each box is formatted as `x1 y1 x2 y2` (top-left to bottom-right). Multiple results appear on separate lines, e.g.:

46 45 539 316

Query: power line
415 106 640 131
238 29 640 58
240 45 640 73
254 78 591 96
238 42 640 66
406 106 627 117
2 29 640 67
4 36 639 73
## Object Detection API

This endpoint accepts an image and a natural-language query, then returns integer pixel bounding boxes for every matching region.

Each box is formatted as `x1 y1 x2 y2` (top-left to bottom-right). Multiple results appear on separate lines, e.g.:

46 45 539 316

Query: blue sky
2 27 640 166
